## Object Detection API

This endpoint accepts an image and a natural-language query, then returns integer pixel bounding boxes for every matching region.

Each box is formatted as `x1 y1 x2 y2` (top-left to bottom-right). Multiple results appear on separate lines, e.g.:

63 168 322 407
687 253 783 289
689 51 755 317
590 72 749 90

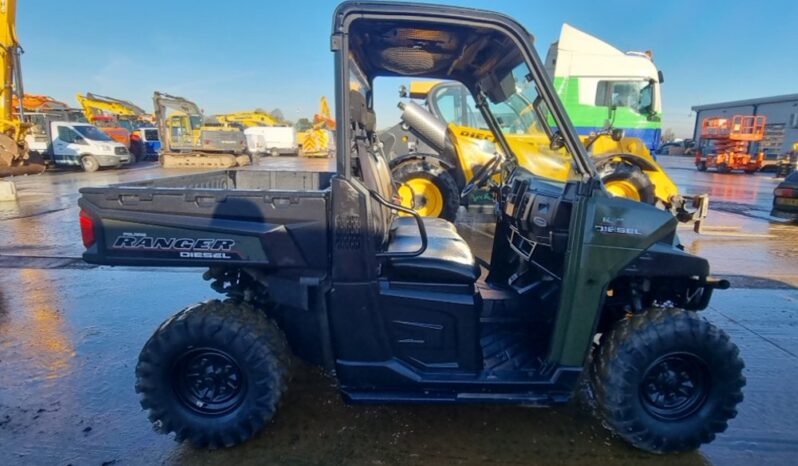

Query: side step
342 390 570 405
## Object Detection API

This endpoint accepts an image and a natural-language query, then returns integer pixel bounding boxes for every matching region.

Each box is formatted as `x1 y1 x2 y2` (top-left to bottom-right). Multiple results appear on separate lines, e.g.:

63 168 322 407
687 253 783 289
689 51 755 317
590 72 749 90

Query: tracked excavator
0 0 45 177
153 92 249 168
76 93 159 161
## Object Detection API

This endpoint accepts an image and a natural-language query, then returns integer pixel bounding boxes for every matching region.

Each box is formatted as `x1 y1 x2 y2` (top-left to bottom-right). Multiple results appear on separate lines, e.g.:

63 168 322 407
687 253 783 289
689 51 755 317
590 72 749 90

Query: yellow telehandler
381 81 706 230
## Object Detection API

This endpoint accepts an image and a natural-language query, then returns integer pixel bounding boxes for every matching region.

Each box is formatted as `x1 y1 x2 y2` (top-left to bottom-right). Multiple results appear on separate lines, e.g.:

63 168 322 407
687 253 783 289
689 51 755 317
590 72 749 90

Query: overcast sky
19 0 798 137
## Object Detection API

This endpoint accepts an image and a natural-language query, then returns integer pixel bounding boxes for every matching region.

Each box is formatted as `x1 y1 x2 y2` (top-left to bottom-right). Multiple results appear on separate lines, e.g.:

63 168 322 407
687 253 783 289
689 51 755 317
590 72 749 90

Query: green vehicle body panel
549 192 677 366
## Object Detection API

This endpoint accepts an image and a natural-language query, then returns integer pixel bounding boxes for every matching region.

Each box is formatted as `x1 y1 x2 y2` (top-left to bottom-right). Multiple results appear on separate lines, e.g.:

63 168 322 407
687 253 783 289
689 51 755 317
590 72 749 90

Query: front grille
115 146 128 155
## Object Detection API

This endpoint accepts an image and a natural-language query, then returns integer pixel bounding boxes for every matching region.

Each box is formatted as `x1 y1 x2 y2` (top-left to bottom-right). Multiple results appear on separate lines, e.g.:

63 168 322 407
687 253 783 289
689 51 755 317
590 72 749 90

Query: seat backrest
350 90 395 248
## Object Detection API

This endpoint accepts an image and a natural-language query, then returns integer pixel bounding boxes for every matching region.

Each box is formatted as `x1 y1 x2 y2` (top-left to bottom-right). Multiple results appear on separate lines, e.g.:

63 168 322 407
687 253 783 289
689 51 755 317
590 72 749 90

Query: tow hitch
672 193 710 233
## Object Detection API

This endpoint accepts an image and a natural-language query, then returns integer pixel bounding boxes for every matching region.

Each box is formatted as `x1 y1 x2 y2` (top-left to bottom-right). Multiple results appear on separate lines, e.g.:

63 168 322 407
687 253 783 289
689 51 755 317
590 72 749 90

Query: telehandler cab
78 1 744 454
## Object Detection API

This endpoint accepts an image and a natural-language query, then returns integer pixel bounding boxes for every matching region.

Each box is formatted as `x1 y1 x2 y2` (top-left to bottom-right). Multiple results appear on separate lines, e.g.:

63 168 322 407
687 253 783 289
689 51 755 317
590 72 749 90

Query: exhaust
398 101 448 153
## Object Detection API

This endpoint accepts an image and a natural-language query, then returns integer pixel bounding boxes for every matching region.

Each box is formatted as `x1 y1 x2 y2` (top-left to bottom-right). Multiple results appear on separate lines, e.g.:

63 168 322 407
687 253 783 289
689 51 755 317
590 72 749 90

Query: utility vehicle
78 1 744 454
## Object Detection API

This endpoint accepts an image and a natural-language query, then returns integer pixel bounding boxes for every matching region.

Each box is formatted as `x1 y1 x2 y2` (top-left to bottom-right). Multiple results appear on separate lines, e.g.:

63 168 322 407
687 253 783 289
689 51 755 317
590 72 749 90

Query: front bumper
96 155 123 167
772 200 798 221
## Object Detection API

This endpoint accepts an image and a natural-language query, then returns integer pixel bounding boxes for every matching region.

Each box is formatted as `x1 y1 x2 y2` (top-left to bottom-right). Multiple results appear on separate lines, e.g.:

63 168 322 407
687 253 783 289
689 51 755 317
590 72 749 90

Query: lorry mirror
658 70 665 84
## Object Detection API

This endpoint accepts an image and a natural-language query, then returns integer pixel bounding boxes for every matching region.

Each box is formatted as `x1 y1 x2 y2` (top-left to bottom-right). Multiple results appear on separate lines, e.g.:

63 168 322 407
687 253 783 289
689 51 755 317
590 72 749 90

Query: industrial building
692 94 798 157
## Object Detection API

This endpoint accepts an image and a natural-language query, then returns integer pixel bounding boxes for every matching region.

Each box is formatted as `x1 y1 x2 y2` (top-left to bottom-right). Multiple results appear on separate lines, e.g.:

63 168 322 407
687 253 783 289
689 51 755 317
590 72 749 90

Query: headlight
101 145 112 152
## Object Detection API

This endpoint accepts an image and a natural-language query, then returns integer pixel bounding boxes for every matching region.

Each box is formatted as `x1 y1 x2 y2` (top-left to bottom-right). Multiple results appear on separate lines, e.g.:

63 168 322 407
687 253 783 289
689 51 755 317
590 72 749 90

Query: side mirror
75 137 88 145
549 131 566 151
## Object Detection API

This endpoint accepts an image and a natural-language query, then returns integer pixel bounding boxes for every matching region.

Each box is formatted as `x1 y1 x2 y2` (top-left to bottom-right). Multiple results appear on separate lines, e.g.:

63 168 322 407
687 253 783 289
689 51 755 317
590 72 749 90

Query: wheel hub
399 178 443 217
174 348 245 415
640 353 709 421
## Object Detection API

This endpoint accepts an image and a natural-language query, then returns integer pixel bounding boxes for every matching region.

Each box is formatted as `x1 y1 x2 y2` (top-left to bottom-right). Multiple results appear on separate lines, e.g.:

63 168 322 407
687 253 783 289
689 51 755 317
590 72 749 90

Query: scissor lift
695 115 767 174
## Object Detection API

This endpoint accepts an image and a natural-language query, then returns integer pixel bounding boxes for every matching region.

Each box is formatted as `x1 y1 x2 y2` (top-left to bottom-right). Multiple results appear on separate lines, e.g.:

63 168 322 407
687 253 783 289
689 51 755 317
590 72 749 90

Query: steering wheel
461 153 502 198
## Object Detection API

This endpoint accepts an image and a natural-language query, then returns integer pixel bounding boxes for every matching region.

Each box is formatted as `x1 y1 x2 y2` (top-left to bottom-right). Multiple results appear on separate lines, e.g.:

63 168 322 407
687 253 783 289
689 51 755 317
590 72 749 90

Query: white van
243 126 299 157
28 121 131 172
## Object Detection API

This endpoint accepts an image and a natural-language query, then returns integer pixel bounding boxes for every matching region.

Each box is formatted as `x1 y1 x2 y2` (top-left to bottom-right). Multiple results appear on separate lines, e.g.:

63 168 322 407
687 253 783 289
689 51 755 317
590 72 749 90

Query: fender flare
593 153 659 172
388 152 455 171
389 152 466 189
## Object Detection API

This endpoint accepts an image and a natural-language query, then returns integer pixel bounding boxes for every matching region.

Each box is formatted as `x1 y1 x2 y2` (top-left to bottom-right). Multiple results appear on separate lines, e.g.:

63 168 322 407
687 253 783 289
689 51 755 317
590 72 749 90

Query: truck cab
544 24 663 151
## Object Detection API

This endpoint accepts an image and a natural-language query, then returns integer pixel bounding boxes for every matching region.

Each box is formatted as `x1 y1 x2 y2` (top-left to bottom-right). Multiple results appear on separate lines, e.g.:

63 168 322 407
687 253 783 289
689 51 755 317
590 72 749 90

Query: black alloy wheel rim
173 348 246 416
640 352 709 421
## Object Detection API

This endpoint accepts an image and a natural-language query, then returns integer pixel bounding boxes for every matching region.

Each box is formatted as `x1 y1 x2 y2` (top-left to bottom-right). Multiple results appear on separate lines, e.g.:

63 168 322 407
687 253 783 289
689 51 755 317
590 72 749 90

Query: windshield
595 79 655 115
143 129 159 141
429 62 587 180
189 116 203 130
74 125 113 142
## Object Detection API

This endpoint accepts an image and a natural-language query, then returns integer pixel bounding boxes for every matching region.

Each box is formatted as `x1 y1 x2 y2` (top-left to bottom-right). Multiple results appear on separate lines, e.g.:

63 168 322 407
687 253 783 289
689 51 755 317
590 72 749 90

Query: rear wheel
600 162 657 204
593 308 745 453
392 158 460 221
717 163 731 174
136 300 290 448
81 155 99 173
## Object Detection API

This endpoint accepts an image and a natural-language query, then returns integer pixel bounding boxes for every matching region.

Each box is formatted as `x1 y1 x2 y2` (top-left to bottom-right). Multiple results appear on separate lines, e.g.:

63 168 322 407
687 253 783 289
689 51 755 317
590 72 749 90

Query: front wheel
135 300 291 448
594 308 745 453
696 161 707 171
81 155 99 173
392 158 460 221
600 162 657 204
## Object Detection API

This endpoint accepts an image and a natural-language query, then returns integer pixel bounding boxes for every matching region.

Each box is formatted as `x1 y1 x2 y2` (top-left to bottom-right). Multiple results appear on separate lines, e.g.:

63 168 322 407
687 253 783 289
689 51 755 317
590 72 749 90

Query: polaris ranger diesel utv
78 1 744 454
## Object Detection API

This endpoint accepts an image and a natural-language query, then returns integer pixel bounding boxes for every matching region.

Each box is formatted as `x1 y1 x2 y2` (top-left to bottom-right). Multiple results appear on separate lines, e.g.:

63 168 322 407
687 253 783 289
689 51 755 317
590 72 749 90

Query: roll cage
331 1 598 181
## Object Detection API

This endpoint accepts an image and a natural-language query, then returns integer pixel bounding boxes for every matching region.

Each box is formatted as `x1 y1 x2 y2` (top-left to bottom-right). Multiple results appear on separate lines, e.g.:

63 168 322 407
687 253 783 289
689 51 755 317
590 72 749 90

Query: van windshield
74 125 113 142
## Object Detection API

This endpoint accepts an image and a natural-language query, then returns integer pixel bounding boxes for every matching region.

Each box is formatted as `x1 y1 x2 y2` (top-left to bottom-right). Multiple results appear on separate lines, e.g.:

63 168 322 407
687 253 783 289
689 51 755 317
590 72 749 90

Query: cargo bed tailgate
78 169 331 271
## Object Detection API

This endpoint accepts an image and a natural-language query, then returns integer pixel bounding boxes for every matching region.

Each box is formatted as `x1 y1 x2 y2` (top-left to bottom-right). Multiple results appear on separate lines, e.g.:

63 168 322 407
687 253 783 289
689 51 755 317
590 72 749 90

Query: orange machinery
695 115 766 174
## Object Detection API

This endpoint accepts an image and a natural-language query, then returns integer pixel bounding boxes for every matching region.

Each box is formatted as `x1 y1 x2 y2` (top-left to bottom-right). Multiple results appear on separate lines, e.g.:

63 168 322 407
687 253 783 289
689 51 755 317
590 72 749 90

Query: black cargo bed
78 169 333 270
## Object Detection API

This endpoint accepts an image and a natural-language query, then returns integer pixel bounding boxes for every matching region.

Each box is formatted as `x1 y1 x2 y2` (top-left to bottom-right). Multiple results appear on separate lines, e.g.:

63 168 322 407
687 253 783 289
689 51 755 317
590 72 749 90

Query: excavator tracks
160 152 251 169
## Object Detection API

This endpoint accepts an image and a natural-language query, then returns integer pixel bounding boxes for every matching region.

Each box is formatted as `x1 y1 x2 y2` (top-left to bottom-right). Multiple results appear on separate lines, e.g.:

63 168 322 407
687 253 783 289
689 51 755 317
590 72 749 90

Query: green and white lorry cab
78 1 743 454
544 24 663 151
28 119 131 172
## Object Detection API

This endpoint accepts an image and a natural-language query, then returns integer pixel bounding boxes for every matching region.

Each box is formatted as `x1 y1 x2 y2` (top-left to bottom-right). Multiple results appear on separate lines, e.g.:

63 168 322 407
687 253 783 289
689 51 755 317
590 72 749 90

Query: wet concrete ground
1 156 797 465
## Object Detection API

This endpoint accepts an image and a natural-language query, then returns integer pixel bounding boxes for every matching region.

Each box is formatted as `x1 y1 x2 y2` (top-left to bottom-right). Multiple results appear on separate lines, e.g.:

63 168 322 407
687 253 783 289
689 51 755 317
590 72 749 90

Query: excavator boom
0 0 44 175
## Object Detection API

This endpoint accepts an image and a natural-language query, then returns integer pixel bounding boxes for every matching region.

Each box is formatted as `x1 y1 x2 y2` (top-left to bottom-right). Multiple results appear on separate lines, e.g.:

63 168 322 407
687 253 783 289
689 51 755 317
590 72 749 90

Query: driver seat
350 91 479 284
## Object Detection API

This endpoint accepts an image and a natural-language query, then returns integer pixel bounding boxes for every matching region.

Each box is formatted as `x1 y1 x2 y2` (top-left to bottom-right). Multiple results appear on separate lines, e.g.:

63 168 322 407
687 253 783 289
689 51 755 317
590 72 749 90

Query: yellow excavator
297 96 336 157
382 81 706 229
153 91 249 168
0 0 45 176
75 93 143 148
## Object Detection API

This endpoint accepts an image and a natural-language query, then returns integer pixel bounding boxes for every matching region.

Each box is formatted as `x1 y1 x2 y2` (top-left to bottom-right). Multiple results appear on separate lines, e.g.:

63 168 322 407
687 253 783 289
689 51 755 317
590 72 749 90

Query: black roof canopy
333 1 534 99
